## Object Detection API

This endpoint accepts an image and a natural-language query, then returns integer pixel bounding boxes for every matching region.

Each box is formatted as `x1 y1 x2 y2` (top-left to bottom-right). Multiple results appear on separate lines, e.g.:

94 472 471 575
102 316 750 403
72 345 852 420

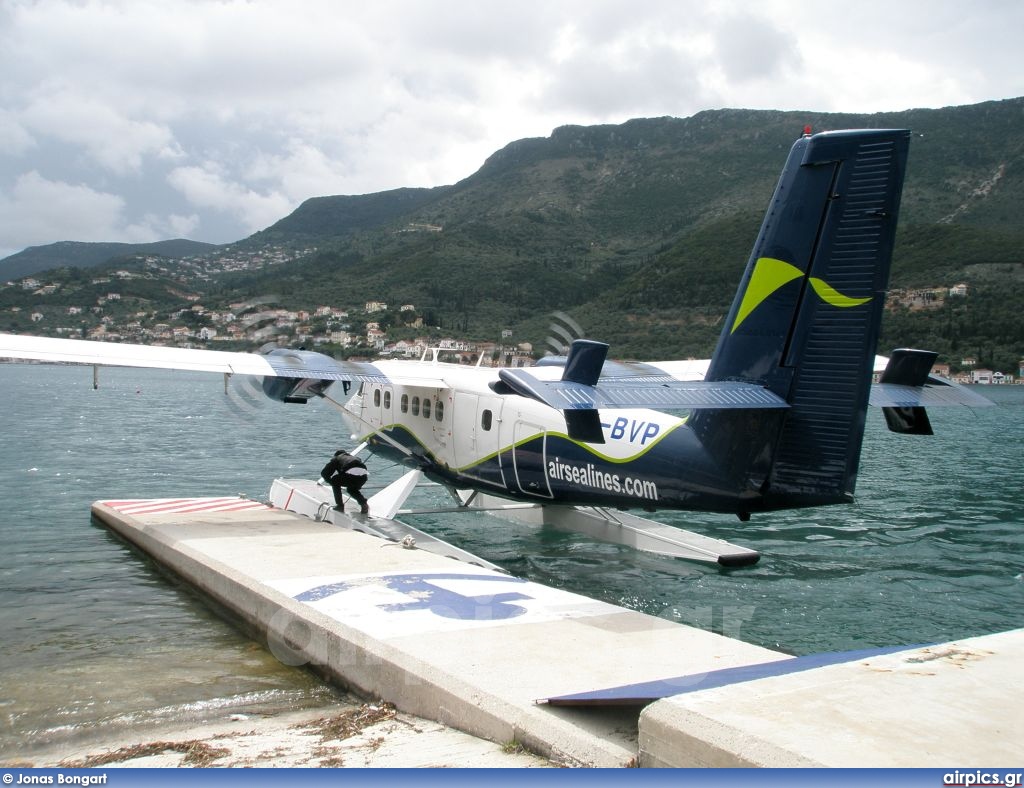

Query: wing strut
318 392 418 461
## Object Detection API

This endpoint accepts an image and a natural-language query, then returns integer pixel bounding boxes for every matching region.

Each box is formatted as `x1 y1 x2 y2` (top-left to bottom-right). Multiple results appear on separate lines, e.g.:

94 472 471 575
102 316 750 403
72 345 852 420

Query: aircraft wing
0 332 389 384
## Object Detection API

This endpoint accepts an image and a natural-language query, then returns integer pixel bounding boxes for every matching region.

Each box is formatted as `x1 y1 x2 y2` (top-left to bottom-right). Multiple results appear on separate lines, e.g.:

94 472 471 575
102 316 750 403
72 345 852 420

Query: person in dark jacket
321 449 370 514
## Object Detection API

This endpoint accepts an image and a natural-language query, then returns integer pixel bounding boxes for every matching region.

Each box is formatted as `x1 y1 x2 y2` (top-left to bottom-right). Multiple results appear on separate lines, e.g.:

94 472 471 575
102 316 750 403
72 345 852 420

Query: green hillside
218 99 1024 367
253 186 452 242
0 239 219 280
5 98 1024 371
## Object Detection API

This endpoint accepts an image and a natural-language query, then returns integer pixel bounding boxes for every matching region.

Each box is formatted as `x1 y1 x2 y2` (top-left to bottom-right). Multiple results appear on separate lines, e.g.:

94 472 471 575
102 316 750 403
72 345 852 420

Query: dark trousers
329 473 368 510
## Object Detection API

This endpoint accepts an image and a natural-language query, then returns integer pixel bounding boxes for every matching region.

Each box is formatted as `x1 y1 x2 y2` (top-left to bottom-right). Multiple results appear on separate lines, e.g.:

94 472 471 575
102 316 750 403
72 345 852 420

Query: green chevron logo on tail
731 257 872 334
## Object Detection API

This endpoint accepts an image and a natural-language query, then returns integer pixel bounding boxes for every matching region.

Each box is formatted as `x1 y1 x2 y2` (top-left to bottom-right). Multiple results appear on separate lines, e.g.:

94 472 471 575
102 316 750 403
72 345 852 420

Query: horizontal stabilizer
869 382 994 409
870 348 992 435
499 367 788 441
498 368 790 413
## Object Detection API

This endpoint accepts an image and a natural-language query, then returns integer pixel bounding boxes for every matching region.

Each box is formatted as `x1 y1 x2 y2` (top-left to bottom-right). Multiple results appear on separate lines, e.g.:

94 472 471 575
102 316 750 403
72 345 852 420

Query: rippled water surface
1 363 1022 755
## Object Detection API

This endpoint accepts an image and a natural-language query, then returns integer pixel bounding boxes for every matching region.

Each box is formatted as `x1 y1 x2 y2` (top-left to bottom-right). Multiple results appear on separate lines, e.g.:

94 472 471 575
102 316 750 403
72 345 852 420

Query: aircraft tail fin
698 128 911 509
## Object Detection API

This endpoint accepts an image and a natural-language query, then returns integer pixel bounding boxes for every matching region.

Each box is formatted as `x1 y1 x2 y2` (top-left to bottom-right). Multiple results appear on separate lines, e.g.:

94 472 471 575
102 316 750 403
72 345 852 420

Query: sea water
1 363 1021 755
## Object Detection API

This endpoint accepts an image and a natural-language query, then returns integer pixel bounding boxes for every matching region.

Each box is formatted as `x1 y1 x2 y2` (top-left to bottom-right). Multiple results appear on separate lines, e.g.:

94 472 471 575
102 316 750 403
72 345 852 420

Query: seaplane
0 128 991 568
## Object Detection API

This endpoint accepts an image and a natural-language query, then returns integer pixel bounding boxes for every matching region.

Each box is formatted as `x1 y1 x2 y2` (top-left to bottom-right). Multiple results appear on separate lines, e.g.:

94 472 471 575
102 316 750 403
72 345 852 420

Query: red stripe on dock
98 497 271 515
99 498 205 514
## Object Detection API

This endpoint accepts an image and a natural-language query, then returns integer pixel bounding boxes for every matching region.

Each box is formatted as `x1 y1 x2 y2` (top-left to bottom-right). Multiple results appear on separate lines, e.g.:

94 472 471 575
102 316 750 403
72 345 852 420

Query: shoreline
3 699 554 769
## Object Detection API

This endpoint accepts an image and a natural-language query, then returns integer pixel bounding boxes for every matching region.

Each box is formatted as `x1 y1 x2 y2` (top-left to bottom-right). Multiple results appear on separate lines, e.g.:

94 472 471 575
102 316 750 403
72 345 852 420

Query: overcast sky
1 0 1021 260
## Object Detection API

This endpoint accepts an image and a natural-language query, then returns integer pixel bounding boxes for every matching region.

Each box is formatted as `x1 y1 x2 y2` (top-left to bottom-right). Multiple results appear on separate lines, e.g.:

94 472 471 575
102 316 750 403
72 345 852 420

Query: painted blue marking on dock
543 643 929 705
295 572 533 620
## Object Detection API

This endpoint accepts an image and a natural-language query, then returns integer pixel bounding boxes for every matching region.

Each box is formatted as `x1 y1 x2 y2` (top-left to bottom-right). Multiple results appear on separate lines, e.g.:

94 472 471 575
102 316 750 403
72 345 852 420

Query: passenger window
423 399 431 419
411 396 420 416
373 389 381 407
401 394 408 413
481 409 492 431
383 391 391 409
435 400 444 422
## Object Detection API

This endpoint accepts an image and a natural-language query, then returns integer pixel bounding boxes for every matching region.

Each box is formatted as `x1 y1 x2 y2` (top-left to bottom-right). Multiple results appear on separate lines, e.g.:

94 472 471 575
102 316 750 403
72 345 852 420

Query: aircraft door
367 384 386 430
430 388 452 455
453 393 505 488
513 420 552 498
382 386 395 426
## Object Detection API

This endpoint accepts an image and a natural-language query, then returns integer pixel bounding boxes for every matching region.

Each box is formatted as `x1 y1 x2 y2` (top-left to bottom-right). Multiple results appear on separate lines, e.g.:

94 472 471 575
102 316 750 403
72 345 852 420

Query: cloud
167 164 293 235
21 91 177 175
1 0 1022 259
0 172 125 243
535 5 804 120
387 0 560 62
0 110 36 156
132 212 201 242
711 14 801 83
0 171 173 256
0 171 203 258
541 42 705 118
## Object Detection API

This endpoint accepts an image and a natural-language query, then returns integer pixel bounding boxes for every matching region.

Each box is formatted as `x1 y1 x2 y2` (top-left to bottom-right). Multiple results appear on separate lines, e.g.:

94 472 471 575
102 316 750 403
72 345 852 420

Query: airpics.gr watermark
943 771 1022 787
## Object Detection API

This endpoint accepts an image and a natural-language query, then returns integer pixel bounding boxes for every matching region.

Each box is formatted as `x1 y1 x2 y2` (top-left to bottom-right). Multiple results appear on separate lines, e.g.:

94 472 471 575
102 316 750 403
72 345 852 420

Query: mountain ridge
3 98 1023 370
0 239 219 281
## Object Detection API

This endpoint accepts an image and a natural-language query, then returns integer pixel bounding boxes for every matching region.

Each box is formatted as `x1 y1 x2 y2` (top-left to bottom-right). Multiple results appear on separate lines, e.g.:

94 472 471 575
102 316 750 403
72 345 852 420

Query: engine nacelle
260 347 339 403
262 376 334 403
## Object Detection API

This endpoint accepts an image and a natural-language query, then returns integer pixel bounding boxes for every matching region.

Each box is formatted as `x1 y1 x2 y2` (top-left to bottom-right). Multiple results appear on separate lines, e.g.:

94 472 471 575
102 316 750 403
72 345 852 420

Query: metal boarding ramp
268 477 508 574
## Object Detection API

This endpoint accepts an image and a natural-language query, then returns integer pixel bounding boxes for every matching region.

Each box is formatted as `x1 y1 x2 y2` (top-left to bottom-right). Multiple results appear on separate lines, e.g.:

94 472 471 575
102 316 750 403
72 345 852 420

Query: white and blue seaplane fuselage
348 358 729 513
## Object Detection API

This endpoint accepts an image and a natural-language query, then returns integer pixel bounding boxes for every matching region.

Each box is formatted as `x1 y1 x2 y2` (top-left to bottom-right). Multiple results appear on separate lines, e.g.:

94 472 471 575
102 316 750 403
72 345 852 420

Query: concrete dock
639 628 1024 767
90 494 1023 767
